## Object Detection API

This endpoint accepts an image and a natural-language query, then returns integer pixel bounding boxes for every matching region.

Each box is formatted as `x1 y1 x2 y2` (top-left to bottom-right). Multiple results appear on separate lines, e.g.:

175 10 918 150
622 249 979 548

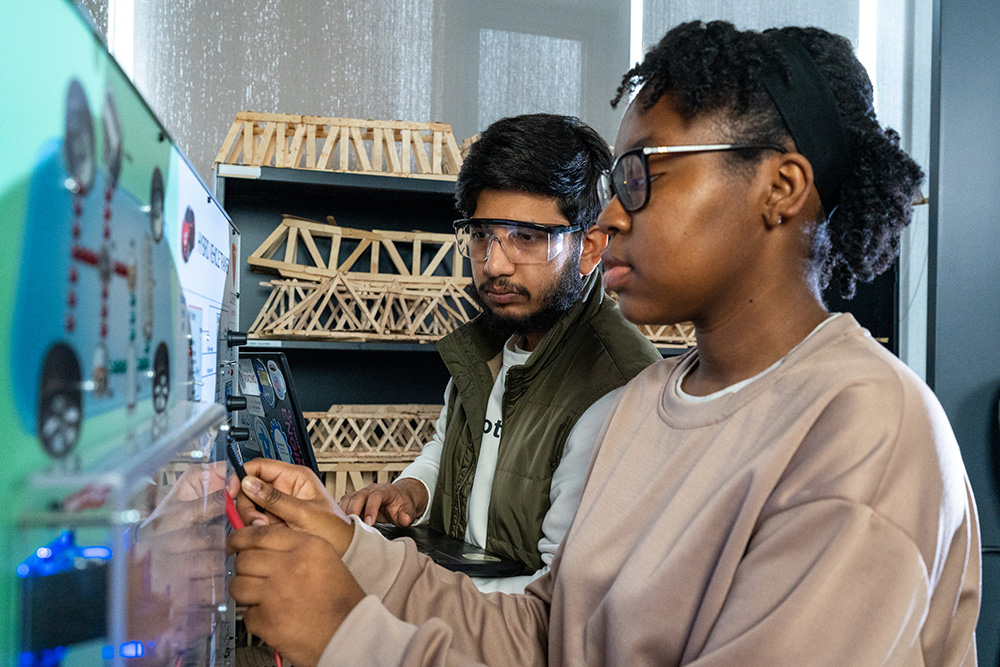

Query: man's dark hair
612 21 924 298
455 114 612 230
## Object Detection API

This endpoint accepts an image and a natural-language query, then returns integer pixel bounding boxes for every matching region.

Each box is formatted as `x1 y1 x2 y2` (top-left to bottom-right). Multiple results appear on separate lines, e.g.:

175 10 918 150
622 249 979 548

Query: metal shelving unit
214 167 457 410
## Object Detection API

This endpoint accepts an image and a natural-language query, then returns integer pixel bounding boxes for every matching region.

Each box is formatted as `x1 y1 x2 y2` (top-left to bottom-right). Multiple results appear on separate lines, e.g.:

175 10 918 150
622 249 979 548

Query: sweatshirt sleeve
326 517 551 666
317 596 489 667
394 381 452 524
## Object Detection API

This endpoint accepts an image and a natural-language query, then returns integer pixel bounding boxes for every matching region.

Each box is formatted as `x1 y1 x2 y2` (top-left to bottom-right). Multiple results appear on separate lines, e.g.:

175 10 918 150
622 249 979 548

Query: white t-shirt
464 337 531 548
397 334 622 594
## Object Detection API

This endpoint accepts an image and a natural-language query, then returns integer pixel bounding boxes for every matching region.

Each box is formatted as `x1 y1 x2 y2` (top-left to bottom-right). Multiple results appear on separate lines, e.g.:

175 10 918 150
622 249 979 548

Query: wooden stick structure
459 134 479 160
304 403 442 497
248 215 476 341
214 111 465 181
249 276 477 341
305 403 441 460
248 215 467 282
634 322 697 348
318 460 414 500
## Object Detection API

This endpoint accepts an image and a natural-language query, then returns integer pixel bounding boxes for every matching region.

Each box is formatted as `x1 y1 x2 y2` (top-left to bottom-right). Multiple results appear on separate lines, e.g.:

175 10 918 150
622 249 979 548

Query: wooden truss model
636 322 696 348
304 403 442 497
249 215 466 283
214 111 464 180
459 134 479 159
248 215 476 341
251 276 476 342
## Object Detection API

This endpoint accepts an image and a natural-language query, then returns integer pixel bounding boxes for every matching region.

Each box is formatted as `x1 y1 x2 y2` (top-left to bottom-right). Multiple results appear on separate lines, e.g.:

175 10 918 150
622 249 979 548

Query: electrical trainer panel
0 1 239 664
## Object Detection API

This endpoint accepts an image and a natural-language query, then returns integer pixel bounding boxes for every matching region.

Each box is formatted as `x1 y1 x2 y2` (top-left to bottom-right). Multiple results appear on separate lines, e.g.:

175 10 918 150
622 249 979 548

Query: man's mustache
476 278 530 298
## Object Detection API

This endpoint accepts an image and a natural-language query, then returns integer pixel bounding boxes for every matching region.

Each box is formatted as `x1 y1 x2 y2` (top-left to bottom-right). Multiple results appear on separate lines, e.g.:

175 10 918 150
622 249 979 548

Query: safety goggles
598 143 787 212
453 218 583 264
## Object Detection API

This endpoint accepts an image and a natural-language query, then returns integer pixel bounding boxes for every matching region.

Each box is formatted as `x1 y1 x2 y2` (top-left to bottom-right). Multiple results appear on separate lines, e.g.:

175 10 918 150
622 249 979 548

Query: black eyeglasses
453 218 583 264
598 144 788 213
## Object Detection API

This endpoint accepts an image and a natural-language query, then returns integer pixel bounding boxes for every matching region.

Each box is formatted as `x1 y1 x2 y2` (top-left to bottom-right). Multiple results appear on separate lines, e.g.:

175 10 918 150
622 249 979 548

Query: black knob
228 427 250 441
225 395 248 411
227 330 248 347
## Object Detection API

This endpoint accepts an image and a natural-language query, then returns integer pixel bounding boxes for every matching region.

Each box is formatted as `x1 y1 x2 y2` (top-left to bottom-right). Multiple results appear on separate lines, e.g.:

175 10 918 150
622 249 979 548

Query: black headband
759 32 851 214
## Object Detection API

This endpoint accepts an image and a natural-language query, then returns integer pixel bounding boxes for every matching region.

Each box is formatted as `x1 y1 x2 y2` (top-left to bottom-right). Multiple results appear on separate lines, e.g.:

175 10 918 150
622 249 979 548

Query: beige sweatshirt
321 314 980 666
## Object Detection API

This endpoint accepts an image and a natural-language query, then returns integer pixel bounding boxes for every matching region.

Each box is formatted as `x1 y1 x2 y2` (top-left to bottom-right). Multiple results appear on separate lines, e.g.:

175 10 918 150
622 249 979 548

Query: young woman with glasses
226 21 980 667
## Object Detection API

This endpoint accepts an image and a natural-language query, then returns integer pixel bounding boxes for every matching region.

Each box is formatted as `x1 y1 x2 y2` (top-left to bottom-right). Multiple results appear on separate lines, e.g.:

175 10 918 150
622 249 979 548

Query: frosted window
89 0 627 178
642 0 859 45
130 0 434 180
477 29 582 133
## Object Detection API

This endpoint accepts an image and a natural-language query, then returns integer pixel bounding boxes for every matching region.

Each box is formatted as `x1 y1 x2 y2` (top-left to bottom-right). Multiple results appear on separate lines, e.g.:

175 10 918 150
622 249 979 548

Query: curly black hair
612 21 924 298
455 114 612 230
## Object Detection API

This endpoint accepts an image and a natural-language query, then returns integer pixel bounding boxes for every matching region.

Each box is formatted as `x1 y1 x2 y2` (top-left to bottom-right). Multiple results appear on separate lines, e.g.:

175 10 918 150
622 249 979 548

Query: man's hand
234 459 354 555
339 478 428 527
228 525 364 667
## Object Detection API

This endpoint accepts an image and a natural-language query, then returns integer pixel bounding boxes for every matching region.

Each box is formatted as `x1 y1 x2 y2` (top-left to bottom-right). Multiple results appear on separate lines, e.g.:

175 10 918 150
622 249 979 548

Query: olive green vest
429 271 661 573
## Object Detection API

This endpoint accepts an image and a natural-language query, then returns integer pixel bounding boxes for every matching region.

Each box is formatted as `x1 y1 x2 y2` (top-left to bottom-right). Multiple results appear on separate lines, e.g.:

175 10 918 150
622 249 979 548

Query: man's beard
467 247 586 340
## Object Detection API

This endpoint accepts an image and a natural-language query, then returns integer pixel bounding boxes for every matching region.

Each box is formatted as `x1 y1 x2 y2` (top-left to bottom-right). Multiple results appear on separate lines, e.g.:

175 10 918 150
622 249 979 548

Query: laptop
232 350 320 475
376 523 524 578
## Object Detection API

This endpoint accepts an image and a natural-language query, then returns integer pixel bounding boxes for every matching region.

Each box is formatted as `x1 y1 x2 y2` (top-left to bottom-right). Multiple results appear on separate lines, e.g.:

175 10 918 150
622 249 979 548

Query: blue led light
18 532 114 579
79 546 112 560
120 641 145 658
102 645 115 660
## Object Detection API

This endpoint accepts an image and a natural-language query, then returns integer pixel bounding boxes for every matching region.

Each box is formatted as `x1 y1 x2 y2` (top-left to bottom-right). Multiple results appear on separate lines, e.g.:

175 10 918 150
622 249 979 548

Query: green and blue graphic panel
1 1 232 664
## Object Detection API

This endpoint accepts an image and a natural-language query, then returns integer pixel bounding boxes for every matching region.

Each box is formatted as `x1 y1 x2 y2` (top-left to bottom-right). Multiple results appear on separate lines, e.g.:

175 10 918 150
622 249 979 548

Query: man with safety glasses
339 113 660 593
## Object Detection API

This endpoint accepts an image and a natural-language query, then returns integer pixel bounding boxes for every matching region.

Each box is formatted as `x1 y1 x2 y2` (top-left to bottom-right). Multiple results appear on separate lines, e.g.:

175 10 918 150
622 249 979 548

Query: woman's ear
764 152 816 229
579 225 608 276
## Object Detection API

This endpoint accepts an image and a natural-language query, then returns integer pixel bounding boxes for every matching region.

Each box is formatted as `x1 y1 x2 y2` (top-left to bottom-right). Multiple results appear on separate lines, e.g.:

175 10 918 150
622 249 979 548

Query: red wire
224 493 245 529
